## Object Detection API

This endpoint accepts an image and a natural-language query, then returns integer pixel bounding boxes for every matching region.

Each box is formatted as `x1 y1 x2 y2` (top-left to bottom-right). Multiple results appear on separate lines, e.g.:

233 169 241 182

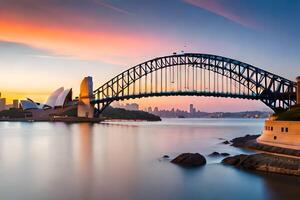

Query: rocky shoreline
168 134 300 176
229 134 300 157
223 153 300 176
222 134 300 176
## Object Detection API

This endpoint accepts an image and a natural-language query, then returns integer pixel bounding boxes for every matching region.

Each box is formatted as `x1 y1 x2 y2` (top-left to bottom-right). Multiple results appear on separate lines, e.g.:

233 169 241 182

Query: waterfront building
20 88 73 110
0 98 6 111
7 76 95 120
20 99 39 110
45 87 64 108
257 76 300 150
13 100 19 109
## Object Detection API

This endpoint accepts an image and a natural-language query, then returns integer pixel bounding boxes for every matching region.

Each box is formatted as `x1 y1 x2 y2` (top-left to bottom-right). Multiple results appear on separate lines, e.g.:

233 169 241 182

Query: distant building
124 103 139 111
13 99 19 109
154 107 159 113
148 107 152 113
189 104 196 115
0 98 6 111
112 102 139 111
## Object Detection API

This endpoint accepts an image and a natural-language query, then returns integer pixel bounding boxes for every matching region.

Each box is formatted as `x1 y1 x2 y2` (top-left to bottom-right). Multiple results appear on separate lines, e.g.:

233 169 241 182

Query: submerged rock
163 155 170 159
171 153 206 167
220 153 230 157
222 153 300 176
222 140 230 145
208 152 230 157
208 152 221 157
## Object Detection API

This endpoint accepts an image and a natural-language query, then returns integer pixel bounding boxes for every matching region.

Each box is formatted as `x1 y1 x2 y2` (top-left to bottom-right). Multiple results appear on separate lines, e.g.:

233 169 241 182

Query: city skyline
1 0 299 111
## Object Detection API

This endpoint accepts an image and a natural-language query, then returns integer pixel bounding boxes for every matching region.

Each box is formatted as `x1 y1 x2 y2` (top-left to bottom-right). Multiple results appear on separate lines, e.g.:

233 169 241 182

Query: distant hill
151 110 271 118
101 107 161 121
0 109 30 119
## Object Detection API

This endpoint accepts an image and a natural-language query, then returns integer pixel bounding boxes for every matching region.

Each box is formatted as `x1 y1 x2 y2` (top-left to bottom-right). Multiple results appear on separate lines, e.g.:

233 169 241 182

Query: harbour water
0 118 299 200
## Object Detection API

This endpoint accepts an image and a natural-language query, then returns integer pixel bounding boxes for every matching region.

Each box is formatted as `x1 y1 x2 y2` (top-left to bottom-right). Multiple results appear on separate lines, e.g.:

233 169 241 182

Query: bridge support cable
160 67 163 93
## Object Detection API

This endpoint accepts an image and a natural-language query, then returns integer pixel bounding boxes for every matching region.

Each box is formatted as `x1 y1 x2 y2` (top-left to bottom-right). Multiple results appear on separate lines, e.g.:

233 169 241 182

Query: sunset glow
1 0 299 111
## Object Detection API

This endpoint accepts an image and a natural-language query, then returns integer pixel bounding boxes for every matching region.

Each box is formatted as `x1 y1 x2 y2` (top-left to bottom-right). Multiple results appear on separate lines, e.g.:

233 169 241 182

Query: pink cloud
184 0 259 29
0 9 180 65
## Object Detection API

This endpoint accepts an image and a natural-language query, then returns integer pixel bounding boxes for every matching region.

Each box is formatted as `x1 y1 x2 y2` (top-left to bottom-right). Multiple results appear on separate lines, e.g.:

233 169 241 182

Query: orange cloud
0 12 179 65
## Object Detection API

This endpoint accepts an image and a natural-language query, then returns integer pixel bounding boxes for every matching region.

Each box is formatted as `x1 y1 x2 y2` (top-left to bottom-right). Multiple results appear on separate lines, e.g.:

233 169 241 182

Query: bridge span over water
91 53 296 115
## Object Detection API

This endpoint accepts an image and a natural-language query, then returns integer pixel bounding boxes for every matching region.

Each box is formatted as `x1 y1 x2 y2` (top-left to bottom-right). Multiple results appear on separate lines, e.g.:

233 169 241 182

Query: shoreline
223 134 300 176
0 117 160 123
0 117 103 123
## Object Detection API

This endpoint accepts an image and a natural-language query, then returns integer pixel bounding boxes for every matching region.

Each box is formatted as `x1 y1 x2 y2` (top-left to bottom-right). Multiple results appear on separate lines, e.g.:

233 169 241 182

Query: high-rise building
189 104 194 114
13 99 19 109
0 98 6 111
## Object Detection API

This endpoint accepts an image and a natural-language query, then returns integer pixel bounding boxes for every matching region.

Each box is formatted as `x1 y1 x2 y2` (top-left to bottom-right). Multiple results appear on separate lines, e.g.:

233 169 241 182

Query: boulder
208 152 221 157
171 153 206 167
222 140 230 145
230 134 260 147
163 155 170 159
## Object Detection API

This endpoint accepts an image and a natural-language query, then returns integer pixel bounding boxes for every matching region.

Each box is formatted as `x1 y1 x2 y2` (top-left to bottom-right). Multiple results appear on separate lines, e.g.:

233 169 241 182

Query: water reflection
0 119 299 200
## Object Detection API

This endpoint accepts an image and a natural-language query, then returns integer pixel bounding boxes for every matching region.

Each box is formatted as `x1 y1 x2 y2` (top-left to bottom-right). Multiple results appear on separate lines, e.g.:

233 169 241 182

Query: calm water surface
0 118 299 200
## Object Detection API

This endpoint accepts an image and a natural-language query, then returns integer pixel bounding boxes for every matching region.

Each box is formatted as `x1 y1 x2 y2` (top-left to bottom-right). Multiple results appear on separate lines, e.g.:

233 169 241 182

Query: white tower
77 76 94 118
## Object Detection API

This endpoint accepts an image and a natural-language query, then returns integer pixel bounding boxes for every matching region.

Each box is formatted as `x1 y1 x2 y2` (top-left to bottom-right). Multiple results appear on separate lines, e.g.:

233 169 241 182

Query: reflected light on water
0 119 299 200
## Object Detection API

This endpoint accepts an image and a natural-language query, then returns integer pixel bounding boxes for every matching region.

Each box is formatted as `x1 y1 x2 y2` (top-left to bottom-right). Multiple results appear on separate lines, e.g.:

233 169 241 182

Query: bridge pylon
78 76 94 118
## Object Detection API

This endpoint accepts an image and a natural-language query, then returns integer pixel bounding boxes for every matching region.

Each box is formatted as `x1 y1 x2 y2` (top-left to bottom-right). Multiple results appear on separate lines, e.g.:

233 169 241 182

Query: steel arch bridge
92 53 296 115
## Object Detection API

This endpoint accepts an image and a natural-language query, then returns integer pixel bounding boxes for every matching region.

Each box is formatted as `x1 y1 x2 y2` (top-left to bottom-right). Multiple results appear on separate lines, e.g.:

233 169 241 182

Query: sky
0 0 299 111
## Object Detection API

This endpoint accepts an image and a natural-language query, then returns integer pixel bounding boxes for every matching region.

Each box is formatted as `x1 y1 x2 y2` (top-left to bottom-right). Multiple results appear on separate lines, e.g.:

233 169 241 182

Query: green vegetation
0 109 31 119
62 108 78 117
275 106 300 121
101 106 161 121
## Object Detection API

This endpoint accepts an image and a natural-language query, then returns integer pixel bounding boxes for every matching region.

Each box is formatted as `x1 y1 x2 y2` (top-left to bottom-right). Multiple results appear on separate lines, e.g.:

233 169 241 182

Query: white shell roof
55 88 72 107
20 100 38 110
45 87 64 107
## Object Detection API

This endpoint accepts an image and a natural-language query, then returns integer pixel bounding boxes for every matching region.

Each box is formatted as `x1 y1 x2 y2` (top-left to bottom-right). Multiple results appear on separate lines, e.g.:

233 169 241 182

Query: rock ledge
223 153 300 176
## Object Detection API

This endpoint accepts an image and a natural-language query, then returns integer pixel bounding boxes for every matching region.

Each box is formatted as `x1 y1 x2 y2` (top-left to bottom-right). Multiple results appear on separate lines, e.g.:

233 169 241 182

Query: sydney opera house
18 77 95 121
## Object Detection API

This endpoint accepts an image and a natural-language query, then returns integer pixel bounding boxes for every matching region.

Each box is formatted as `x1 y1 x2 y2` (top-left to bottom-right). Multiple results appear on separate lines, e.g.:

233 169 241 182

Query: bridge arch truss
92 53 296 114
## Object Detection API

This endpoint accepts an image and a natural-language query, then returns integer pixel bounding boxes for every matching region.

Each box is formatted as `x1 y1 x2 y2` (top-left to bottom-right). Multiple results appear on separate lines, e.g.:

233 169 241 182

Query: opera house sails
19 77 95 120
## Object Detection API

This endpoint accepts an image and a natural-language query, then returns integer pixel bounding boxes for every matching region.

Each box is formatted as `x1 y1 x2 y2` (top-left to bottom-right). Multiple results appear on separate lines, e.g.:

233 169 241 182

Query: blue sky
0 0 299 111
